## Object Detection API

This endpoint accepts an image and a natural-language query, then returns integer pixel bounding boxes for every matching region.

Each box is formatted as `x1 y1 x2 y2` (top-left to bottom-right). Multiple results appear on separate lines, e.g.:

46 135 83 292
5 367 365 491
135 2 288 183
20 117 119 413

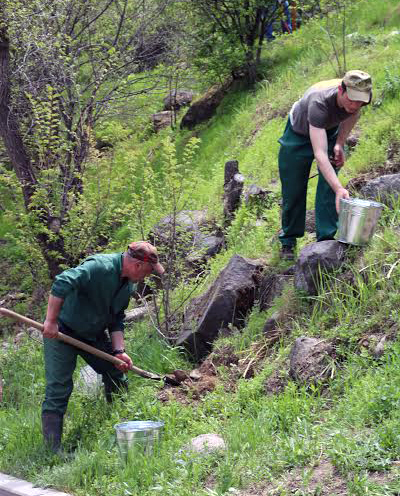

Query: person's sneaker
280 245 295 261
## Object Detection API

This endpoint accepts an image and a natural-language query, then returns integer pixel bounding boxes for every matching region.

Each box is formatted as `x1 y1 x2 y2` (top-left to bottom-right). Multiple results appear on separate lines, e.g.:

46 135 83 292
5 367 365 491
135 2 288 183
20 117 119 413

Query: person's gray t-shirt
290 79 352 136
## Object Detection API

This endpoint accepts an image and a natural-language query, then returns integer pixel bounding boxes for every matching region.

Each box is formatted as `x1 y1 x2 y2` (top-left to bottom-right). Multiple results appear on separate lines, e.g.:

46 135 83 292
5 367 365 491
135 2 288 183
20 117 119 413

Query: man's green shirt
51 253 136 340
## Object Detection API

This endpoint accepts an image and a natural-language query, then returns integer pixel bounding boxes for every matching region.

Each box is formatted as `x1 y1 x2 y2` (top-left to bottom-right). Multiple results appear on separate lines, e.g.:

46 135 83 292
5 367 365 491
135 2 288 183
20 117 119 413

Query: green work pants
42 322 127 415
278 119 339 247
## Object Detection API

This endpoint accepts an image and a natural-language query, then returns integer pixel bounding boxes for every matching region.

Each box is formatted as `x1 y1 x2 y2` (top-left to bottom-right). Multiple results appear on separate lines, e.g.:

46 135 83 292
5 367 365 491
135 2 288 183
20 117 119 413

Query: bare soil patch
157 342 274 403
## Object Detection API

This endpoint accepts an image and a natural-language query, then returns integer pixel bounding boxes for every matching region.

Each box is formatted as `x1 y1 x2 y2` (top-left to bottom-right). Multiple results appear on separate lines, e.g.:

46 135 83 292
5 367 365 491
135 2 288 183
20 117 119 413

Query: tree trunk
244 49 257 85
0 29 71 278
0 30 37 209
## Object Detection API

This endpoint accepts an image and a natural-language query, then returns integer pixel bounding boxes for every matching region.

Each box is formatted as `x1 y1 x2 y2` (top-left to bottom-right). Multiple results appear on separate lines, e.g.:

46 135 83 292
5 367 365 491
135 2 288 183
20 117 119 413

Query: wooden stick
0 307 163 381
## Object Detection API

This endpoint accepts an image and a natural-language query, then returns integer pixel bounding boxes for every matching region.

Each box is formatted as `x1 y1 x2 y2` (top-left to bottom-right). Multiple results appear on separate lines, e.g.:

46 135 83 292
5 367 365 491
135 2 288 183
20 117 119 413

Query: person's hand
43 319 59 339
114 352 133 372
333 143 345 167
335 187 350 213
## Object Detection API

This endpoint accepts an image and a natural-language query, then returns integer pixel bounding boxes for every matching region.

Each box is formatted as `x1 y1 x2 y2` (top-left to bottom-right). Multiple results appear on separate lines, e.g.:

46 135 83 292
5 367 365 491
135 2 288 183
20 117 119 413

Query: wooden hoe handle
0 307 162 381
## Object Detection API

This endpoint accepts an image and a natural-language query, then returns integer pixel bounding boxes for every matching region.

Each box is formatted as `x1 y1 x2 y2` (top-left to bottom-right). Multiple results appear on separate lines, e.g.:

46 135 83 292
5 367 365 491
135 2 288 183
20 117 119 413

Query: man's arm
309 124 349 213
110 330 133 372
43 294 64 339
333 111 360 166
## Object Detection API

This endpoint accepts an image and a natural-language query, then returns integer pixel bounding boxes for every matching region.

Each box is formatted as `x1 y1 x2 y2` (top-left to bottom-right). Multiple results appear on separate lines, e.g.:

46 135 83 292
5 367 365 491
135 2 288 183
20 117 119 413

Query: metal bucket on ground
337 198 384 246
114 421 164 459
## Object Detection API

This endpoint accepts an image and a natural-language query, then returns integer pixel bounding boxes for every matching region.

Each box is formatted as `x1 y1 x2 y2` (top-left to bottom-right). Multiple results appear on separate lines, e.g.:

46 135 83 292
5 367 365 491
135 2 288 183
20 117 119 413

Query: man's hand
335 187 350 213
114 352 133 372
43 319 59 339
333 143 346 167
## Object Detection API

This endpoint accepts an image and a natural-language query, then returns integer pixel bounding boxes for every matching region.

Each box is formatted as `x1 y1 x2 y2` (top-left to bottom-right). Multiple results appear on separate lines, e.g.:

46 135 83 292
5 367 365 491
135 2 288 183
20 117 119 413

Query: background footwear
280 245 295 260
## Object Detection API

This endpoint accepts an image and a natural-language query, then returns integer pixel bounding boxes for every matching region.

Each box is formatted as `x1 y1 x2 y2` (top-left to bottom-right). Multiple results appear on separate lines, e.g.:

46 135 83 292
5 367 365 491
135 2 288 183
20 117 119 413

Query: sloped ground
233 459 400 495
347 140 400 193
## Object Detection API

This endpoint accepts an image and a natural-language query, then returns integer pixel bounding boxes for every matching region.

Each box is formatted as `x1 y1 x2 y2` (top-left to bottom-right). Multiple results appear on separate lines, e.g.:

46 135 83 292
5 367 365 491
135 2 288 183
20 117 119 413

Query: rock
150 209 224 273
180 78 233 129
185 233 224 264
360 173 400 207
186 433 226 454
263 310 283 335
163 90 193 111
173 369 190 383
176 255 263 360
294 241 347 296
27 327 43 342
151 110 173 132
76 365 102 396
189 369 202 381
373 335 386 358
125 306 151 323
259 272 292 311
289 337 334 383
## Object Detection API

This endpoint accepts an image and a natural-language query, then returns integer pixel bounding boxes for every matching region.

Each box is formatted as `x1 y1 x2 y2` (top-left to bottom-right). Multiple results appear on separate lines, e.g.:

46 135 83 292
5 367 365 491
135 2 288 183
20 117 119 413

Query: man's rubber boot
42 411 63 452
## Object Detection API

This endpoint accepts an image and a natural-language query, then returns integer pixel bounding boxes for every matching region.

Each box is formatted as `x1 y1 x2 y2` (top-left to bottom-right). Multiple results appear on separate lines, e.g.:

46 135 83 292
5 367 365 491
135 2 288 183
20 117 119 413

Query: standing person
41 241 165 451
263 0 289 42
280 0 292 34
278 70 372 259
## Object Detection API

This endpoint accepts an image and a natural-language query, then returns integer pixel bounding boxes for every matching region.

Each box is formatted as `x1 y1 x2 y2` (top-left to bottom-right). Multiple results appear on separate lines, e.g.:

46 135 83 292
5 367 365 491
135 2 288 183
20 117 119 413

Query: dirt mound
157 359 218 404
157 342 273 403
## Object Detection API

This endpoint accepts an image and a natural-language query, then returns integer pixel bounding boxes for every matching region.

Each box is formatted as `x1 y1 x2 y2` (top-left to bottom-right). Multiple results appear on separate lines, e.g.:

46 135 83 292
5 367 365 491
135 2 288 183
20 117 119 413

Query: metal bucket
337 198 384 246
114 421 164 460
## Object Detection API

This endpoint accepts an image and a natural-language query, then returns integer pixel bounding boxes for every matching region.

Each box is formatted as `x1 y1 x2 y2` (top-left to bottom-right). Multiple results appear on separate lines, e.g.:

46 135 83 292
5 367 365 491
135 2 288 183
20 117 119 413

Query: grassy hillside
1 0 400 494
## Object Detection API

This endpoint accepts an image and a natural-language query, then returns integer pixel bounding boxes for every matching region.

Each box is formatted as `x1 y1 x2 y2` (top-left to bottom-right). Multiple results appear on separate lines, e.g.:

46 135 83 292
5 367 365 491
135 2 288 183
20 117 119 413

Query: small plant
373 67 400 107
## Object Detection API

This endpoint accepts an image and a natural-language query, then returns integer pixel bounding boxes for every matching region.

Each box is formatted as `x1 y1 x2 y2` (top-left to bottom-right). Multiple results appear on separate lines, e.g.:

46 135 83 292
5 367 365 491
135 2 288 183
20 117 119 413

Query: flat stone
187 433 226 454
0 472 72 495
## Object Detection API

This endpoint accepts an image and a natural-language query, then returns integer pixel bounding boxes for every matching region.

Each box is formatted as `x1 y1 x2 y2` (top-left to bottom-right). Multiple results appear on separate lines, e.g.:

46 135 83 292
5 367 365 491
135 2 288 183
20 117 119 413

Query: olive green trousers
42 322 127 415
278 119 340 247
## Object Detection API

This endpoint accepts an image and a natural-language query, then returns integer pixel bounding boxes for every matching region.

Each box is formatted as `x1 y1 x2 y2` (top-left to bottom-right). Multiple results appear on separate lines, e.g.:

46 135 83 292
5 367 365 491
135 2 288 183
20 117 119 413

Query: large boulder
176 255 263 360
294 241 347 296
164 90 193 111
360 173 400 207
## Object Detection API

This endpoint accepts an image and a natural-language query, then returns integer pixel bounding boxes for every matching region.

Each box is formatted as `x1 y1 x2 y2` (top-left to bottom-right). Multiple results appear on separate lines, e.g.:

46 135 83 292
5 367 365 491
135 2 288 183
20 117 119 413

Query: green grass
2 0 400 494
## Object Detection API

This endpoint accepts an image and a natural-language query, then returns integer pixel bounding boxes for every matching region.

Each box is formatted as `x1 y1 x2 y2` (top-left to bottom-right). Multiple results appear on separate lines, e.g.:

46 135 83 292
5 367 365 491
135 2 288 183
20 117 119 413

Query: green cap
343 70 372 103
